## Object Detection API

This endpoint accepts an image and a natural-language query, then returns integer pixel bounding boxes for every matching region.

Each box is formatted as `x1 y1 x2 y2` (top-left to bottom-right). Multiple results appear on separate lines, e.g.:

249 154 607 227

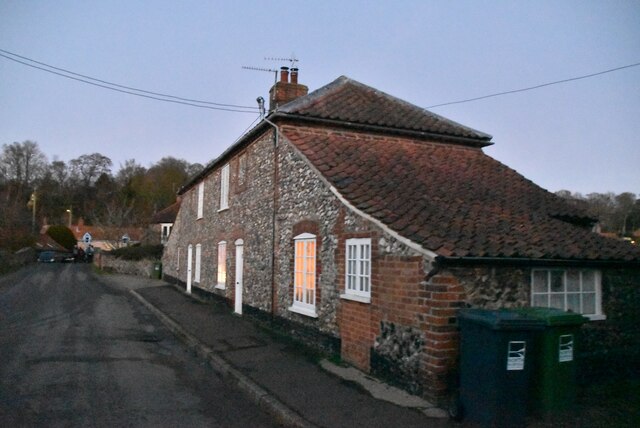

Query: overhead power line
426 61 640 109
0 48 259 113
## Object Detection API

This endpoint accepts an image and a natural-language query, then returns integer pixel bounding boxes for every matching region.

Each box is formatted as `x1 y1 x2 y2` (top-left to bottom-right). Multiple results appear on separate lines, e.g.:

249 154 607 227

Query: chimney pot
290 68 299 84
280 66 289 83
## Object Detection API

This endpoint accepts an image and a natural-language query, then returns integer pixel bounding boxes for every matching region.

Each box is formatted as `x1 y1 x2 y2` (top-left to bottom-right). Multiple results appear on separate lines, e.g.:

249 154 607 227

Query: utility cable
426 61 640 109
0 48 259 112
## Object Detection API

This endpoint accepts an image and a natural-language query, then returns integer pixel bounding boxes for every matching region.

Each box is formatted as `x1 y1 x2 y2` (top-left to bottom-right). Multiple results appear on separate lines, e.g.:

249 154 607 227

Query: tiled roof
277 76 493 144
151 200 181 224
283 126 640 262
70 224 143 242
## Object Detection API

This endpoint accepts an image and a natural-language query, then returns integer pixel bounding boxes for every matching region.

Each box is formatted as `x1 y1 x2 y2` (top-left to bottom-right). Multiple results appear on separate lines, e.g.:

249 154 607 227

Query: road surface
0 263 279 427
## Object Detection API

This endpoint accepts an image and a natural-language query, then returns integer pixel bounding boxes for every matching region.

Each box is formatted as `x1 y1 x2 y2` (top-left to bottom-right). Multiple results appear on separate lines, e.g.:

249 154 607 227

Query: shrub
46 225 76 250
109 244 163 261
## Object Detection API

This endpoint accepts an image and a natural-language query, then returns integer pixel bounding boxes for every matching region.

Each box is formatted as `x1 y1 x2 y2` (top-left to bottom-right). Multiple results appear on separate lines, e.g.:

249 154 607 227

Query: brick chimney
268 66 308 112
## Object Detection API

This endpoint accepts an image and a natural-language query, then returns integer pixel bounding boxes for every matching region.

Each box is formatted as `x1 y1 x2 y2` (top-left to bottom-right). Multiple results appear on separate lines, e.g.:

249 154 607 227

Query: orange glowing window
217 241 227 287
292 233 316 314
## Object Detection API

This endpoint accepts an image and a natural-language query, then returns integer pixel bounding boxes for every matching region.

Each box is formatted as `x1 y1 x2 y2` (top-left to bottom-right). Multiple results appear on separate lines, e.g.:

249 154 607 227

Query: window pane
362 276 369 292
533 294 548 307
550 271 564 292
295 272 302 288
583 293 596 315
566 270 580 292
582 271 596 292
532 271 548 293
566 293 580 313
550 294 565 310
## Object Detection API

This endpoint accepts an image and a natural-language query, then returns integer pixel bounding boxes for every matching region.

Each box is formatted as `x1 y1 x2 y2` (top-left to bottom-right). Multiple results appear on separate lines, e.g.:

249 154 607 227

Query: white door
234 239 244 315
186 244 193 294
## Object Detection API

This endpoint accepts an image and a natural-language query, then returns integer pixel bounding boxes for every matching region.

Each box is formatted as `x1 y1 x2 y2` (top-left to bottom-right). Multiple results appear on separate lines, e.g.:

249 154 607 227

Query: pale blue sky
1 1 638 194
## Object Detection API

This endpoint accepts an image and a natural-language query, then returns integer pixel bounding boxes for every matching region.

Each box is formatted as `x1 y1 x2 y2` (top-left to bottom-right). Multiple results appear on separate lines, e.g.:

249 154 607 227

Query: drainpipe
257 97 280 318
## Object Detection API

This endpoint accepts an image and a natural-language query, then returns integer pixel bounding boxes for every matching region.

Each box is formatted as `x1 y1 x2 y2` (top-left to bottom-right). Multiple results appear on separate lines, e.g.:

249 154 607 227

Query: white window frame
197 182 204 219
216 241 227 289
194 244 202 283
341 238 372 303
531 269 605 320
161 223 172 244
289 233 318 317
176 247 181 271
219 164 229 211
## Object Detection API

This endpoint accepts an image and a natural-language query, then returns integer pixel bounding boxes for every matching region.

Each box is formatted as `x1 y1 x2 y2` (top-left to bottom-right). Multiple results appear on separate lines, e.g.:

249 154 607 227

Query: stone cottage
162 68 640 402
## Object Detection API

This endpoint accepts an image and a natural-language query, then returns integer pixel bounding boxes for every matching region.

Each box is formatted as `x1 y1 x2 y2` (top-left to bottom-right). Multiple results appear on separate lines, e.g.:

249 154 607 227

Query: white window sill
340 293 371 304
218 207 229 213
288 304 318 318
585 314 606 321
215 284 226 290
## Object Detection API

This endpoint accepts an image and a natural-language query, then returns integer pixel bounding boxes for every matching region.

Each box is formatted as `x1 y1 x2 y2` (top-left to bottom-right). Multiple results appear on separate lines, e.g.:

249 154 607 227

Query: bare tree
69 153 112 187
0 140 48 188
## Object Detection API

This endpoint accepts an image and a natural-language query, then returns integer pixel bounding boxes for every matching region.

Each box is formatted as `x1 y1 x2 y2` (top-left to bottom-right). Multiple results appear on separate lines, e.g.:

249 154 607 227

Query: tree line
1 140 202 251
555 190 640 237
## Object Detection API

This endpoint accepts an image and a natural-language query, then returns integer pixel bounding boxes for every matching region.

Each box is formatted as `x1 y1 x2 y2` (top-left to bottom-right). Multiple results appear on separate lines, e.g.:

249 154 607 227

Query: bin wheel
448 393 463 421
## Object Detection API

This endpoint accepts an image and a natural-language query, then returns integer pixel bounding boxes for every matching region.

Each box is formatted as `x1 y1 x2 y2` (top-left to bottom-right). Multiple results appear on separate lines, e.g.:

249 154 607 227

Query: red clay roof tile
283 126 640 262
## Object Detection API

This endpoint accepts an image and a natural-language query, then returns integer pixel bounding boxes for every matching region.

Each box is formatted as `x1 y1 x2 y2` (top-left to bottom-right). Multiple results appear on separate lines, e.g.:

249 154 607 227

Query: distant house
68 218 143 251
148 200 181 245
162 68 640 403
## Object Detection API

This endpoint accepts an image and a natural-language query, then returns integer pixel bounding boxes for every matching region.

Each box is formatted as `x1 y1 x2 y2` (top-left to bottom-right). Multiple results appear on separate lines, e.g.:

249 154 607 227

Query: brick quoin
421 273 465 401
339 300 373 370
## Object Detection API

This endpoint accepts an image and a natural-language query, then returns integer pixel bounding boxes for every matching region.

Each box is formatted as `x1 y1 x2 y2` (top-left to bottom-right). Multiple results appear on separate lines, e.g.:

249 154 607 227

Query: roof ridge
275 75 492 141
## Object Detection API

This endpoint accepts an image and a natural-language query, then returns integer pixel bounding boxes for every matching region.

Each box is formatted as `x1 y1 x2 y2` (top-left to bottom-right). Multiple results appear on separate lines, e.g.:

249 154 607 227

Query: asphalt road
0 264 279 427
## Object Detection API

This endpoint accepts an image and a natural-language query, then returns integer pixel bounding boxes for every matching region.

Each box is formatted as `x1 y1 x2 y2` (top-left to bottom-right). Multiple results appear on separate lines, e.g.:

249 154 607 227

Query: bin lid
458 308 545 330
513 307 587 326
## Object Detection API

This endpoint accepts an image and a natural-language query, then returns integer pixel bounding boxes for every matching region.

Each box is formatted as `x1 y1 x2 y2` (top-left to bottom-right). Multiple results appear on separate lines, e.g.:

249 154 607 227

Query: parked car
38 251 56 263
61 253 75 263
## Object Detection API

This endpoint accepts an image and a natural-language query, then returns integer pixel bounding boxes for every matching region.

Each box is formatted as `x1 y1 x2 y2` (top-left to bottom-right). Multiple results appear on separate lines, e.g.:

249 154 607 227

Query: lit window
531 269 604 320
289 233 317 317
217 241 227 288
343 238 371 302
220 164 229 210
197 182 204 219
195 244 202 283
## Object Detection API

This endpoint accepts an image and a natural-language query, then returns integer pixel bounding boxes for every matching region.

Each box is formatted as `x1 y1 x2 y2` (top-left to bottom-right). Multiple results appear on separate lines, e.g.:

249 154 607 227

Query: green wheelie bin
151 261 162 279
516 307 587 416
457 309 545 427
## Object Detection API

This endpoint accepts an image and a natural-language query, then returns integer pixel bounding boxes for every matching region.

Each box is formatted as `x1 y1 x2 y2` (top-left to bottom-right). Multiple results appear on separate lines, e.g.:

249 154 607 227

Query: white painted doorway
234 239 244 315
186 244 193 294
